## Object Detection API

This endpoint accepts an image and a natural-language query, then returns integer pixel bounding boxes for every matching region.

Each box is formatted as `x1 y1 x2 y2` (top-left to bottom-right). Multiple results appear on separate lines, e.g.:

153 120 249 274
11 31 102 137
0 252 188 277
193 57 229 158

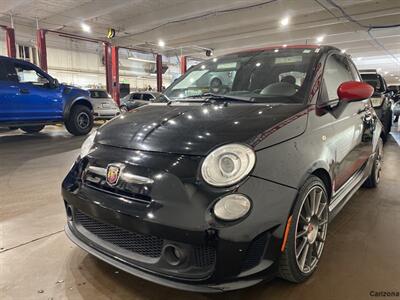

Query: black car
119 91 169 112
360 70 392 142
62 46 383 292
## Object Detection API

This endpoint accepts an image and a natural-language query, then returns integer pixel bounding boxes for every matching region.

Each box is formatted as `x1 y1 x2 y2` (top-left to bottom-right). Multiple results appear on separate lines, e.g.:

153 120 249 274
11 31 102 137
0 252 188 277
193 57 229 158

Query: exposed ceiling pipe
324 0 400 65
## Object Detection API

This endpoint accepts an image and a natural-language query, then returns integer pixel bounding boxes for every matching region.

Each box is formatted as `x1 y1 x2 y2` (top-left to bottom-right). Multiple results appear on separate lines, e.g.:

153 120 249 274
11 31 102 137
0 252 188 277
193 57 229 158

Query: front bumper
62 145 298 291
65 225 263 292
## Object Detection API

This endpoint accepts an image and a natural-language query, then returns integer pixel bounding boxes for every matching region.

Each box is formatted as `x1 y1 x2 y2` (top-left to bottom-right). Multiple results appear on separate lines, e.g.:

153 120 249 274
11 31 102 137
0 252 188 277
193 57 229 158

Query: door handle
20 88 30 94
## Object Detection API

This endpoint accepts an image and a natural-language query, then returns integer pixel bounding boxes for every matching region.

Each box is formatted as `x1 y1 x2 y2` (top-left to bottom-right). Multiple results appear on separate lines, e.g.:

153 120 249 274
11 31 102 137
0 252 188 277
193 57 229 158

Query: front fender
63 96 93 121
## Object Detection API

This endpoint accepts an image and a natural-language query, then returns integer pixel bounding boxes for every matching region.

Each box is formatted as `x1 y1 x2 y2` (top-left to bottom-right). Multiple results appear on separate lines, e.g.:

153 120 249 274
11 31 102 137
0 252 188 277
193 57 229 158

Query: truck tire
20 125 45 133
65 104 93 136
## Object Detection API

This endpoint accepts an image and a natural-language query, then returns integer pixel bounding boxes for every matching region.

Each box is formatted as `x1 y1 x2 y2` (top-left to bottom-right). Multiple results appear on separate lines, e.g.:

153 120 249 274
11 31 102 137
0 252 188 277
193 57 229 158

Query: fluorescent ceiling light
316 35 325 43
158 40 165 47
81 23 91 33
280 16 290 26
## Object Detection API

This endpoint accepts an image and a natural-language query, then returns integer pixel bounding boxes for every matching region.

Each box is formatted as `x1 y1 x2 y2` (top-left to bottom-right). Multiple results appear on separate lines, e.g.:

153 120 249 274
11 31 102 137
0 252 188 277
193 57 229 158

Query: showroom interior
0 0 400 299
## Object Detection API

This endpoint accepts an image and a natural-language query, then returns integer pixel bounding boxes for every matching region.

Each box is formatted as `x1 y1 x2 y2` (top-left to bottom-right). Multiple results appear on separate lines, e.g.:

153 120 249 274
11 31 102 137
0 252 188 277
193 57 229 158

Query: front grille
75 209 163 258
83 165 152 204
193 245 216 268
74 209 216 268
241 233 269 271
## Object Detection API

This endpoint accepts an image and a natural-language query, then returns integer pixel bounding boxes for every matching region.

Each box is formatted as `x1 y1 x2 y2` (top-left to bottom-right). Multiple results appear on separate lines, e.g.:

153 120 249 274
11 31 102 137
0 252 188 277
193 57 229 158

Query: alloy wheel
77 112 90 129
295 185 328 274
374 142 383 184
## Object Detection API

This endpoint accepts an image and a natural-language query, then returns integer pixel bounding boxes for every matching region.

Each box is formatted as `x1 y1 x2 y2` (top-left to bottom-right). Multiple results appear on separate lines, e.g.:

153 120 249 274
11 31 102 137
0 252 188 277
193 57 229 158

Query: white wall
6 33 183 92
0 35 6 56
45 45 182 91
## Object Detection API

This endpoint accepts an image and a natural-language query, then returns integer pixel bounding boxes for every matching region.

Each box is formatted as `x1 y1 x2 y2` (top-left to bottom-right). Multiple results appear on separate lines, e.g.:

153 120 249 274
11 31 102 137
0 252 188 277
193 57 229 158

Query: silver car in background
88 89 120 120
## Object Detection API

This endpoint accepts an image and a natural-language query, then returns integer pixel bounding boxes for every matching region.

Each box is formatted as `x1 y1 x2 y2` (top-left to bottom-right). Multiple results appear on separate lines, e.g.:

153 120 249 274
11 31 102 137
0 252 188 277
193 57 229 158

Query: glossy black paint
62 46 382 292
360 72 392 140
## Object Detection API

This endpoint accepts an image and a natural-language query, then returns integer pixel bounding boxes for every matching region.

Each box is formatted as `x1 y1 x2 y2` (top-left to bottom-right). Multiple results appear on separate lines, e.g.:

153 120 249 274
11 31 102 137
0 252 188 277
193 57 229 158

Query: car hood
61 84 90 97
95 102 309 155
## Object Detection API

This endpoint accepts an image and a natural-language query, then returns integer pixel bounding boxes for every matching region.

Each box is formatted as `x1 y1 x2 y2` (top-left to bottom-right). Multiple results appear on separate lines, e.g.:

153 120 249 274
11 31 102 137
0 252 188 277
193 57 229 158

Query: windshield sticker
217 62 238 69
275 56 303 64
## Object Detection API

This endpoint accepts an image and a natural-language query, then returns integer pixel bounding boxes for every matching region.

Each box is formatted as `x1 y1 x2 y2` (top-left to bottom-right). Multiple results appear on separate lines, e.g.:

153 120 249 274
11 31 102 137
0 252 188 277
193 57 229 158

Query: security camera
205 49 213 57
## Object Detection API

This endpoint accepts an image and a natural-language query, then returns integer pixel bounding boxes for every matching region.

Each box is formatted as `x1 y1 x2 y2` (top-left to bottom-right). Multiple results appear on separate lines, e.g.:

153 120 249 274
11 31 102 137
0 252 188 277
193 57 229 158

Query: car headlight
80 131 96 158
214 194 251 221
201 143 255 187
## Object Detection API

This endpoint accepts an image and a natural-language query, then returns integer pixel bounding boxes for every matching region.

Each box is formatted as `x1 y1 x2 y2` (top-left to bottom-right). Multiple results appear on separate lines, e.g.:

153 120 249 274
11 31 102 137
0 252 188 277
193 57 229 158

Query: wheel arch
64 97 93 121
311 168 332 202
298 162 333 203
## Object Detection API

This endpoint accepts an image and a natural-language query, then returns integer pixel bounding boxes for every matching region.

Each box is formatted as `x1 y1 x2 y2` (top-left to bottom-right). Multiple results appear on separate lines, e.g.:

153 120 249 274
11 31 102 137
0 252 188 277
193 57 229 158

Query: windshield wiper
185 93 253 102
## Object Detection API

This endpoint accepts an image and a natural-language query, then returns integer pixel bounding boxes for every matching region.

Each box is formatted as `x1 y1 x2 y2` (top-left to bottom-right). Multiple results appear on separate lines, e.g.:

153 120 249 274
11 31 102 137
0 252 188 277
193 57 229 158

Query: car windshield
90 90 110 99
164 47 319 104
360 74 383 92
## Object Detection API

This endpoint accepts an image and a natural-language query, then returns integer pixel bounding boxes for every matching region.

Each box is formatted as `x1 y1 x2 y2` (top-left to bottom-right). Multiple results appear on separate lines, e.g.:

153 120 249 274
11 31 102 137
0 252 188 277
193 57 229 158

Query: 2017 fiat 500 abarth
62 45 383 292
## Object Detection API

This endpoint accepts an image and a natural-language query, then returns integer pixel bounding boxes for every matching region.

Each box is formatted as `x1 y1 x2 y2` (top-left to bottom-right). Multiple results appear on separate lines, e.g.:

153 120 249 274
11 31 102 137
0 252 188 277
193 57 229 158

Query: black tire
120 105 128 113
65 104 93 136
363 138 383 188
278 176 329 283
20 125 45 133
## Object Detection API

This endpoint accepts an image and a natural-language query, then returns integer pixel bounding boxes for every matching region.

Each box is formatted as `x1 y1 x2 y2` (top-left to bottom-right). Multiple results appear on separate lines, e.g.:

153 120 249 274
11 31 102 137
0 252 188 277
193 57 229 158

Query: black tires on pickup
65 104 93 136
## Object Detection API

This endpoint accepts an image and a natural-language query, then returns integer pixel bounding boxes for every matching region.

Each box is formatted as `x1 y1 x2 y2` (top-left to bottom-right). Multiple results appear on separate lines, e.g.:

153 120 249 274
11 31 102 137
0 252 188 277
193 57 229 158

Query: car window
14 62 49 86
0 60 18 82
165 47 319 104
90 90 110 98
142 93 154 101
322 54 353 101
360 74 383 93
348 59 361 82
130 93 141 100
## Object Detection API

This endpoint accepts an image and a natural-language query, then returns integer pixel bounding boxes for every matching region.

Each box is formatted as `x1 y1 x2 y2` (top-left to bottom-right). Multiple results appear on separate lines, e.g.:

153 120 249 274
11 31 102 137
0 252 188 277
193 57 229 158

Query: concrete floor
1 124 399 300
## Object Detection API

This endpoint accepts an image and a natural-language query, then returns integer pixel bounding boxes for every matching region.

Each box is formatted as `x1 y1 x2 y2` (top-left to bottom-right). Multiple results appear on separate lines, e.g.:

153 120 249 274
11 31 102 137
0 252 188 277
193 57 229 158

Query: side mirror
337 81 374 102
50 78 59 88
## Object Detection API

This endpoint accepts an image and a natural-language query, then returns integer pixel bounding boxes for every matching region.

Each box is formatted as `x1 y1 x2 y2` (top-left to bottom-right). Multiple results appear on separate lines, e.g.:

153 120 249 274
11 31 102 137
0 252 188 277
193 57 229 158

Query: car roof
228 45 338 55
0 55 35 66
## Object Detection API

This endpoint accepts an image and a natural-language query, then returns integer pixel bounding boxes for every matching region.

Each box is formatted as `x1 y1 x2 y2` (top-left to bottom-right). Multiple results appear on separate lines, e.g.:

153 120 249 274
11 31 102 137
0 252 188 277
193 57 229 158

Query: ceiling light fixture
316 35 325 43
384 71 388 75
282 44 287 48
356 57 362 61
81 23 91 33
280 16 290 26
341 49 346 53
158 40 165 47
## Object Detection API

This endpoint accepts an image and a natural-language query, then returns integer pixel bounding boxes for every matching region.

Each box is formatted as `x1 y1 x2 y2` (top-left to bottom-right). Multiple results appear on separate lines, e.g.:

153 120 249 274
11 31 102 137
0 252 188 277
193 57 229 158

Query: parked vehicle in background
360 70 392 141
63 45 383 292
88 89 120 120
119 91 169 112
388 85 400 102
0 56 93 136
393 101 400 123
